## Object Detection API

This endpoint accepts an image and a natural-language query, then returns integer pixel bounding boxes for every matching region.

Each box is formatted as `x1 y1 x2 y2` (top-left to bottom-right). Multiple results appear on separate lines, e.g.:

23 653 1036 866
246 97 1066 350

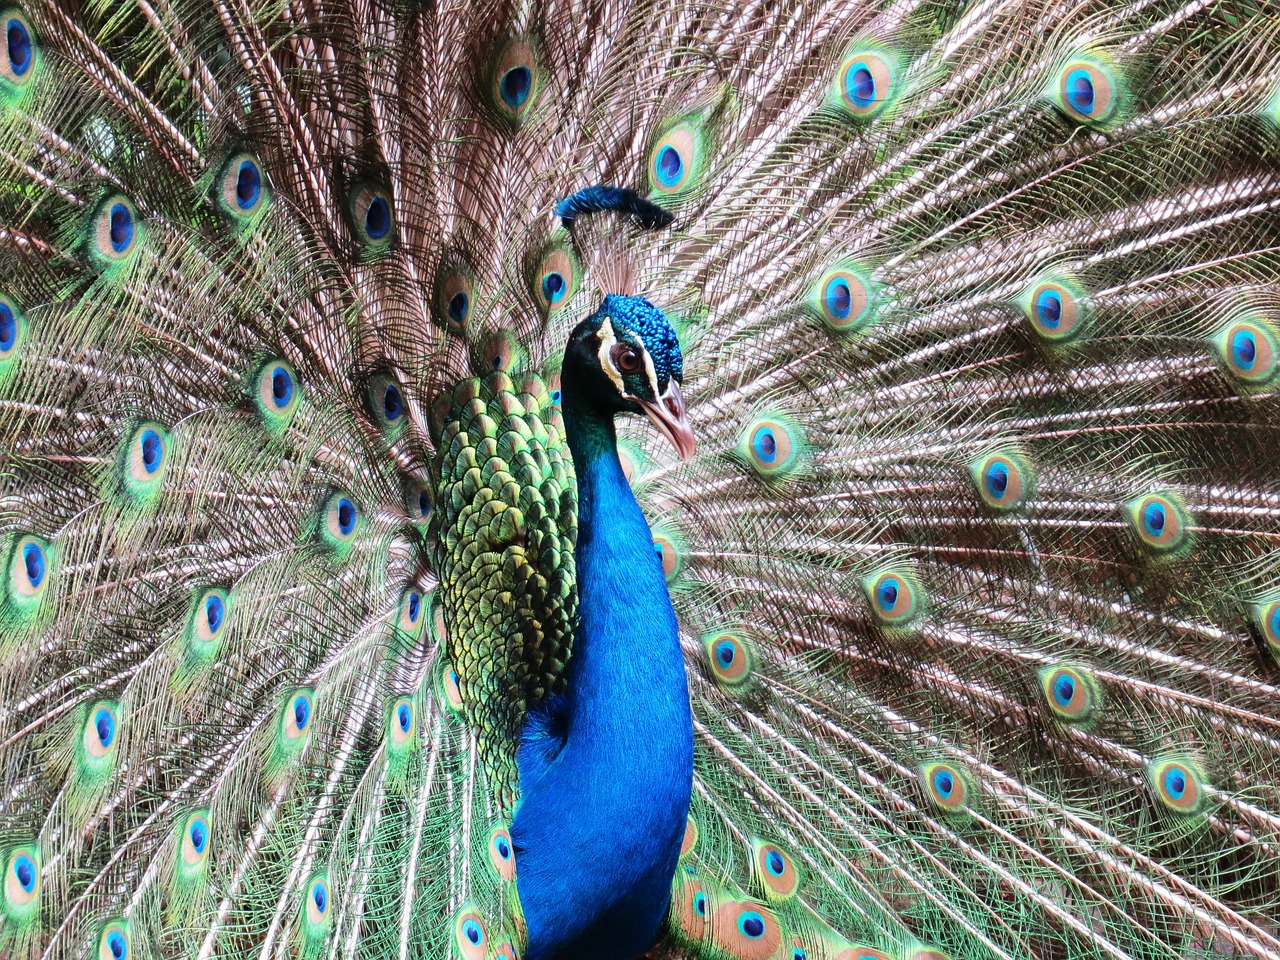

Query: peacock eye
611 344 642 374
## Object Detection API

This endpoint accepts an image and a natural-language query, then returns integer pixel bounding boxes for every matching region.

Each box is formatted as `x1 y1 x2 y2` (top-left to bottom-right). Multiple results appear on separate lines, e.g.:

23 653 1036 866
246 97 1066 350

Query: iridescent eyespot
92 195 140 265
739 415 804 479
348 182 395 251
1022 276 1087 342
441 663 464 714
180 811 211 868
387 696 415 748
474 329 526 375
921 761 970 814
369 374 406 435
322 492 360 552
1053 54 1123 125
673 875 708 939
454 908 487 960
1251 597 1280 660
1126 492 1189 553
533 247 577 314
652 530 682 582
98 921 130 960
1039 663 1099 723
84 702 118 760
399 588 424 634
681 815 699 856
438 271 474 333
703 632 754 691
488 825 516 881
863 568 922 626
0 296 22 367
812 264 875 332
281 690 314 742
711 901 782 959
255 360 300 429
648 122 703 195
752 840 800 901
5 845 40 913
407 481 432 523
1148 756 1208 815
1214 317 1278 385
218 153 267 220
834 49 897 119
969 451 1033 510
122 422 169 499
2 11 36 86
190 587 230 651
7 534 50 607
303 873 331 938
492 41 538 120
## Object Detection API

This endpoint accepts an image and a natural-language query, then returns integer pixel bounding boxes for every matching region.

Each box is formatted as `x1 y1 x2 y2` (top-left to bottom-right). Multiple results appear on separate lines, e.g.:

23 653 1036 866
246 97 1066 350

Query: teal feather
1 2 1279 960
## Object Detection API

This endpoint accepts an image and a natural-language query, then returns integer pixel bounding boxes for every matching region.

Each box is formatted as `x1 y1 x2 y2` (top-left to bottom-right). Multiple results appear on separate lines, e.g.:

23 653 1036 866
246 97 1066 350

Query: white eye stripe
596 318 659 398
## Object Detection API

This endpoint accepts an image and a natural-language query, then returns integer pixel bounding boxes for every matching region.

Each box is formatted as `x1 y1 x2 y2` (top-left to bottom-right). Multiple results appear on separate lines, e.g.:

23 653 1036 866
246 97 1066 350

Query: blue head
563 294 694 458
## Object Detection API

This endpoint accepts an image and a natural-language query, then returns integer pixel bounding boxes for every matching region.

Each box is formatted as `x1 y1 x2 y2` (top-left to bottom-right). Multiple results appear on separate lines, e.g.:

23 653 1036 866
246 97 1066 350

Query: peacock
2 0 1280 958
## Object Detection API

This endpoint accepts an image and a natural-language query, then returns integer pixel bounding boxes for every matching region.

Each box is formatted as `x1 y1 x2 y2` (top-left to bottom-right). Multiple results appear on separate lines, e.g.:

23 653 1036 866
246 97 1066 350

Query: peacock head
564 293 695 459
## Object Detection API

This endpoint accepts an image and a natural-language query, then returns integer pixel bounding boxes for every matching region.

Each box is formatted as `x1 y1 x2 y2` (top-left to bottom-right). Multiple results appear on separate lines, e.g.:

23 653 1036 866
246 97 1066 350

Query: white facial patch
596 317 660 399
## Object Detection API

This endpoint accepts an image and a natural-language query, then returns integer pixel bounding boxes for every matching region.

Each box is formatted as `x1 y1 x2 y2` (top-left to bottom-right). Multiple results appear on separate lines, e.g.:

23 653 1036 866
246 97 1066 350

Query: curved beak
636 379 696 460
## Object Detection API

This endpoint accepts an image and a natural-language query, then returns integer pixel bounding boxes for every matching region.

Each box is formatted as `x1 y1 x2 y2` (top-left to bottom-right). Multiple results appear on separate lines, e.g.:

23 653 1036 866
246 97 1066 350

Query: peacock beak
637 379 696 460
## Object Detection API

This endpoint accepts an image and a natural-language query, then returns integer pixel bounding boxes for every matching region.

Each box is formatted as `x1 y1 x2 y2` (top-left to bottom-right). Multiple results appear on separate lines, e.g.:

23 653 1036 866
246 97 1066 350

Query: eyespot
703 632 754 691
438 271 474 333
98 921 130 960
84 702 118 761
123 422 169 499
1039 664 1099 723
441 662 464 714
369 373 406 435
969 451 1032 510
1126 492 1189 553
92 195 140 264
752 840 800 902
672 875 707 939
190 587 230 650
399 588 424 634
739 415 803 479
533 247 577 314
835 50 896 119
281 690 314 742
1022 277 1086 342
180 811 211 868
303 874 331 938
681 815 699 856
8 534 50 606
218 153 267 220
488 825 516 882
1148 756 1207 815
1054 55 1121 125
4 846 40 913
652 531 681 582
2 11 36 86
648 122 702 195
492 41 538 120
864 568 921 626
255 360 300 429
813 264 874 332
322 493 360 552
1215 318 1278 385
921 761 970 814
1251 598 1280 660
407 481 432 523
474 329 526 375
0 296 23 367
454 908 487 960
348 182 395 251
709 901 782 960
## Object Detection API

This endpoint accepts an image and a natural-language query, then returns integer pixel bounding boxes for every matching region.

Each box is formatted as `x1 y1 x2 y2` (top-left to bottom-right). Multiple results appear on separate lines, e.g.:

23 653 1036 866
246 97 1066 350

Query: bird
1 0 1280 958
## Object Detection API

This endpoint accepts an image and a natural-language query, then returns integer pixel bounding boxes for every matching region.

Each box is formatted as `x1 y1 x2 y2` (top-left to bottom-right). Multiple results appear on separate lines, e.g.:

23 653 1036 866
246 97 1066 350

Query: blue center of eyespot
933 769 954 797
500 66 532 109
1054 674 1076 706
94 709 115 748
877 578 899 610
107 930 127 959
462 919 483 945
205 594 224 633
365 196 390 240
313 883 327 913
753 427 777 463
766 850 785 876
1232 329 1257 369
738 911 766 938
655 145 683 187
1271 606 1280 640
448 291 469 325
0 304 15 352
1143 501 1166 537
13 854 35 892
985 461 1009 497
140 429 162 473
235 161 261 209
190 819 207 853
7 19 32 76
337 498 356 536
22 542 44 588
294 696 310 730
847 63 875 108
1036 289 1062 329
496 836 511 859
825 277 852 320
109 203 133 253
407 592 421 622
542 271 566 305
693 891 706 915
383 383 403 421
794 951 807 960
1164 768 1186 799
1067 69 1095 114
715 640 736 668
417 489 430 517
271 367 292 407
395 703 411 731
550 390 561 404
